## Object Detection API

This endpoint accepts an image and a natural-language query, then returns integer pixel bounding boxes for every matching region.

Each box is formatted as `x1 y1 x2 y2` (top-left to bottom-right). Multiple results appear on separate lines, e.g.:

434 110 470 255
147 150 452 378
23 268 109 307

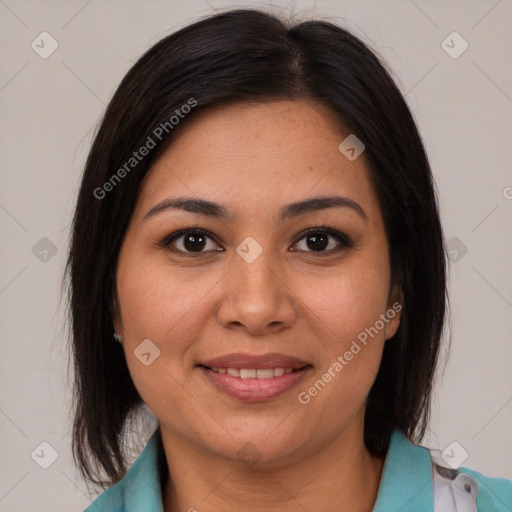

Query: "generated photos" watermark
94 97 197 200
298 302 402 404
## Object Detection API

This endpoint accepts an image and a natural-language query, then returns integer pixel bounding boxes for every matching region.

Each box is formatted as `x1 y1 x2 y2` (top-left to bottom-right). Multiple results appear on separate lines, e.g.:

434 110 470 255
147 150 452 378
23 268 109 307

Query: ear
384 283 402 341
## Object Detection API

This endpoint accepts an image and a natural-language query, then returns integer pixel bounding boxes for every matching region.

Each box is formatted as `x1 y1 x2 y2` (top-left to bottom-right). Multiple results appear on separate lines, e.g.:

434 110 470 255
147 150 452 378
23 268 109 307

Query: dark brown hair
65 7 448 490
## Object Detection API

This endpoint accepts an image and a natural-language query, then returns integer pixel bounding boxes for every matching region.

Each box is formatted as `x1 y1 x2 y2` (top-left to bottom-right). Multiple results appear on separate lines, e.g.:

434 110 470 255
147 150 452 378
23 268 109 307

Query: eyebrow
143 195 367 222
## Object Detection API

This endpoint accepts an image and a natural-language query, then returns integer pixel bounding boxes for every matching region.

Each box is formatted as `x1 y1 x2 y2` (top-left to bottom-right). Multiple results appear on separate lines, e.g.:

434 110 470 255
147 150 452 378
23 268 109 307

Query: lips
197 352 312 402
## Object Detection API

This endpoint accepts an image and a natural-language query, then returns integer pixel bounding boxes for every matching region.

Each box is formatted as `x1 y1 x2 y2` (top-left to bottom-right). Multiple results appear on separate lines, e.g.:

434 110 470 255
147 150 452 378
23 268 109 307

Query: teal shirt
84 430 512 511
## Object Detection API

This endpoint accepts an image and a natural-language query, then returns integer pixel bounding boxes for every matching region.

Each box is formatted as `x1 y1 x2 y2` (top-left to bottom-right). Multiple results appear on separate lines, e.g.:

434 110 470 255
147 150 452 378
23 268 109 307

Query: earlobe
112 310 123 343
385 284 403 340
111 287 123 342
384 306 401 340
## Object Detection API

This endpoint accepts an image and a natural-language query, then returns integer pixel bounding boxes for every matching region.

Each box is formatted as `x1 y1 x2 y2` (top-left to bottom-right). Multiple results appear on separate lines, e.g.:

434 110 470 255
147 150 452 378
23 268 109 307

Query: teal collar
85 431 164 512
87 429 433 511
372 429 434 511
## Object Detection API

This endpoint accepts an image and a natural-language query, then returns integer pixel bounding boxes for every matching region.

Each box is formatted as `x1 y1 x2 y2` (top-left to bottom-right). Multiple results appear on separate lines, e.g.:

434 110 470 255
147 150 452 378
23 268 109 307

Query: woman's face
114 100 401 465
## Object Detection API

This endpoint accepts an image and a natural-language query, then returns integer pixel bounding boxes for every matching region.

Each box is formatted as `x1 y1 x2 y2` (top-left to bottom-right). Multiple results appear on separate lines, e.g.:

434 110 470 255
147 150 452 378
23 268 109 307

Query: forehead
133 100 381 223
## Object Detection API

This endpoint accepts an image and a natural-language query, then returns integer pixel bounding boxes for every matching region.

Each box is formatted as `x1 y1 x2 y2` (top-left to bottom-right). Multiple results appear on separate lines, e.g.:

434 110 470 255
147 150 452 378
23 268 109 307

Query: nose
215 249 298 336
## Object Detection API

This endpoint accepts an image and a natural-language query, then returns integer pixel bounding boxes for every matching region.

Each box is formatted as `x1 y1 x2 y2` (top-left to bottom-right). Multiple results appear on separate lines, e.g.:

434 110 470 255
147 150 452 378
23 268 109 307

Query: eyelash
158 224 353 256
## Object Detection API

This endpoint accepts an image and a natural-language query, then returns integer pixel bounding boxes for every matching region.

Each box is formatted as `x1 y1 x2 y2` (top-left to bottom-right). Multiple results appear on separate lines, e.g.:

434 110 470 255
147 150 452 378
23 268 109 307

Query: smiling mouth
200 365 305 379
198 364 313 402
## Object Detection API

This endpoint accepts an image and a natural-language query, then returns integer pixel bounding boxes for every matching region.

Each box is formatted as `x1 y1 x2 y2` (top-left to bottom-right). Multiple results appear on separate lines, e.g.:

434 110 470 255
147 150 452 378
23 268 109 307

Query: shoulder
83 431 164 512
372 430 512 512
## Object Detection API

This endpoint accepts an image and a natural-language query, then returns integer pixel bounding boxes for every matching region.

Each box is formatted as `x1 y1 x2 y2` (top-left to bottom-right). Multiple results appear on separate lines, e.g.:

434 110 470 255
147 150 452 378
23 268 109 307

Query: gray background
1 0 511 510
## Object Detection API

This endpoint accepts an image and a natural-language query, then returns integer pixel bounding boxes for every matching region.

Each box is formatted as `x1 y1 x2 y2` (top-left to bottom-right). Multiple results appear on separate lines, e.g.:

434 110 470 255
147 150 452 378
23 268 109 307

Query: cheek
117 256 213 346
295 263 390 349
116 259 214 417
292 260 390 404
115 256 219 411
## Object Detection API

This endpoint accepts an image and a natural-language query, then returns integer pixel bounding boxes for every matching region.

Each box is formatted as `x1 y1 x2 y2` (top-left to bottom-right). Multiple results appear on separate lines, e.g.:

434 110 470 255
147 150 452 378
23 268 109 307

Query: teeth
240 368 256 379
209 367 297 378
226 367 240 377
256 369 274 379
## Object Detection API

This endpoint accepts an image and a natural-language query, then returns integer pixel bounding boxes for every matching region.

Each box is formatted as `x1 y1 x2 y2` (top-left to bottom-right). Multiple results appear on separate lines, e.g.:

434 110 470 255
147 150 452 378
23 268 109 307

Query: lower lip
199 366 312 402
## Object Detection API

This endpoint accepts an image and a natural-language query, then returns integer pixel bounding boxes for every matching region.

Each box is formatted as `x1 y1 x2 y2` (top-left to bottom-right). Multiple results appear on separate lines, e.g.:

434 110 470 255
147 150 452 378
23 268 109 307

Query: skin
113 99 402 512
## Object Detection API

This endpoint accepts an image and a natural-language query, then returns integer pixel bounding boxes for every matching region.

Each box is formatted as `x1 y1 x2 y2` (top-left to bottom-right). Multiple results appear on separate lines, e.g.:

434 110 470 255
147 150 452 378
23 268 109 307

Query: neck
161 422 386 512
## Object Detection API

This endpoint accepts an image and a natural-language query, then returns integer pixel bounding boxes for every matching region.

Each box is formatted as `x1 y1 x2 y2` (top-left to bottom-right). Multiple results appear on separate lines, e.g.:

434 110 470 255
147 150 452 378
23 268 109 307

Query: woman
66 8 512 512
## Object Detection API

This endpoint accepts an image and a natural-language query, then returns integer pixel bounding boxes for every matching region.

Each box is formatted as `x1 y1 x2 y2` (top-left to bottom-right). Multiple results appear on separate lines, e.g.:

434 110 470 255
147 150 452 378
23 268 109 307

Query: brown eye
160 229 223 255
291 227 352 253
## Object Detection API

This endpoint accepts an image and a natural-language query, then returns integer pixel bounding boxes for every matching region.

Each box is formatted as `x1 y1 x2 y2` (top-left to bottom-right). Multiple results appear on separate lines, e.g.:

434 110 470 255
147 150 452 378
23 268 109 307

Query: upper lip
199 352 310 370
